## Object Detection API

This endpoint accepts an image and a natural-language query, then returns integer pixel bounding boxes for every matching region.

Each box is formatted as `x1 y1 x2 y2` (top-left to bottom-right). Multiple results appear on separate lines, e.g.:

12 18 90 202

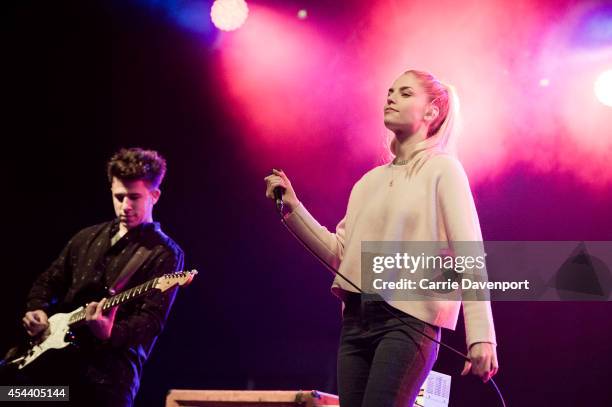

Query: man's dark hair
107 148 167 189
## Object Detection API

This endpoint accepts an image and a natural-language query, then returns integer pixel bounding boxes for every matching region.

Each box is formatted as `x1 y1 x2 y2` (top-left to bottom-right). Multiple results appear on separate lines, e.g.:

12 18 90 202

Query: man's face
111 177 160 230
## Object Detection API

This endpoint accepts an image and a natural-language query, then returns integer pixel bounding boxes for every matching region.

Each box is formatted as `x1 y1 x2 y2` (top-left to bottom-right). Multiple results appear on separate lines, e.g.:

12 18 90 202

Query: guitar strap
111 246 154 292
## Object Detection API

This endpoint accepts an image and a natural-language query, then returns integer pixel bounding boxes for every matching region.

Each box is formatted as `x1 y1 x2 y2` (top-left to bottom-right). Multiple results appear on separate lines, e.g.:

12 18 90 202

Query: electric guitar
5 269 198 370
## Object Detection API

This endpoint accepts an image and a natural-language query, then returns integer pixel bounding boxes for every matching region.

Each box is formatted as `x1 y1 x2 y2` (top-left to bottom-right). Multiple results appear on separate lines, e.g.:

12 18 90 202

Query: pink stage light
594 69 612 107
214 0 612 187
217 5 333 148
210 0 249 31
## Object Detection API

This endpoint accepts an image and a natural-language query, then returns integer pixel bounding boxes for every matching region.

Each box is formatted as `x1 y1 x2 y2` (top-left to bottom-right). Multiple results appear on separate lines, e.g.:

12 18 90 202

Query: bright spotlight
210 0 249 31
594 69 612 107
539 78 550 87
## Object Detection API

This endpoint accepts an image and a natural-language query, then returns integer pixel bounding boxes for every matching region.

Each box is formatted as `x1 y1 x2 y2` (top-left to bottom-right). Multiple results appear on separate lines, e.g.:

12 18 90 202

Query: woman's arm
265 169 347 270
283 203 346 270
436 155 499 382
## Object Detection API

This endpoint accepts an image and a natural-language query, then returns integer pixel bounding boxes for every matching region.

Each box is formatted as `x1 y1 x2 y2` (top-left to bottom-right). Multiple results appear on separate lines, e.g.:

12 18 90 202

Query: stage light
594 69 612 107
539 78 550 87
211 0 249 31
297 9 308 20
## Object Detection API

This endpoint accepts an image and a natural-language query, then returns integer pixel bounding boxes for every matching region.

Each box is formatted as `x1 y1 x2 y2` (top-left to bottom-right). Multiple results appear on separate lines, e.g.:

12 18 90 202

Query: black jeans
337 292 440 407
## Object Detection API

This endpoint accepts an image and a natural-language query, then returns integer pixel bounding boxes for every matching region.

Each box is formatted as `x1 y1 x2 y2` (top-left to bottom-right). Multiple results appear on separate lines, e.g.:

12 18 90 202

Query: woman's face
384 73 433 134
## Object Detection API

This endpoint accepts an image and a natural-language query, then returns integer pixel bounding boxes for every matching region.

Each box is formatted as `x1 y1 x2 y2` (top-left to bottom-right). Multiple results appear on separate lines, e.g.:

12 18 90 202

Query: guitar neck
68 277 159 326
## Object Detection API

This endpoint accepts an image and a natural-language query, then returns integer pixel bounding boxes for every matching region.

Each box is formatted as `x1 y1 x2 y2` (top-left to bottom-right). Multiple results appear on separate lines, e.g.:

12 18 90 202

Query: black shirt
26 219 184 400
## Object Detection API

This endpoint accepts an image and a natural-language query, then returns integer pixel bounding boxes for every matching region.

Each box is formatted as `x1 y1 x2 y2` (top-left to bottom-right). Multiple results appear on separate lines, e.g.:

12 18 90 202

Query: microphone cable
274 202 507 407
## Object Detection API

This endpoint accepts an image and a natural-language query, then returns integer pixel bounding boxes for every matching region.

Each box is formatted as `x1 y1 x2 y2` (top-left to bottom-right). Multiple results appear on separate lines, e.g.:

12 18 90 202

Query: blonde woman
265 70 498 406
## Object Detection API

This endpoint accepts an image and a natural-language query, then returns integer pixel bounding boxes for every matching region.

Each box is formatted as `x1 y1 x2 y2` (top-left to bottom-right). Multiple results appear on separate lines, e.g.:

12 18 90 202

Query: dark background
2 1 612 406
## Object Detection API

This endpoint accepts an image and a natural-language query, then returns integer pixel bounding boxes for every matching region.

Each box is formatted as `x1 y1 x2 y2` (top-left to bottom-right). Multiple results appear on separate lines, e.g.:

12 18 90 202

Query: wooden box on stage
165 390 340 407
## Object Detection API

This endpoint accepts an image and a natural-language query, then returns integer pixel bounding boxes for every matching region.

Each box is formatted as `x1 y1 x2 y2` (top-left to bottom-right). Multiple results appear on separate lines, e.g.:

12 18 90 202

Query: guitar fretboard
68 277 160 325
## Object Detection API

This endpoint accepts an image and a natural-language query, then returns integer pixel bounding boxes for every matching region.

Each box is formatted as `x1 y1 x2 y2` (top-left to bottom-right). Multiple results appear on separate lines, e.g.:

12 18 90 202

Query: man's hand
22 310 49 337
85 298 118 340
461 342 499 383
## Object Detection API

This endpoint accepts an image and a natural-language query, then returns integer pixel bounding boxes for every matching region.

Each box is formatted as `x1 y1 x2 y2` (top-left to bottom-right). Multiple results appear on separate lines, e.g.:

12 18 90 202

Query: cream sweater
284 148 497 348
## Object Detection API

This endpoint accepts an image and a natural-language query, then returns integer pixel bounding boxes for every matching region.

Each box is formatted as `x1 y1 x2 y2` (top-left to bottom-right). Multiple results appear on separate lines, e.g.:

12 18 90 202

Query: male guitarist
18 147 184 406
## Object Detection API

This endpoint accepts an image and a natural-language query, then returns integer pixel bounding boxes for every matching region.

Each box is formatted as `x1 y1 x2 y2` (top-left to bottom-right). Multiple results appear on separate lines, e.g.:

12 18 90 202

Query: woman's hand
264 169 300 212
461 342 499 382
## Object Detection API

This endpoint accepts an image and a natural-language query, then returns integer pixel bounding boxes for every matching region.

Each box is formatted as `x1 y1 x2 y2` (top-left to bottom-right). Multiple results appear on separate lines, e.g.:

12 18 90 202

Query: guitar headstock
155 270 198 292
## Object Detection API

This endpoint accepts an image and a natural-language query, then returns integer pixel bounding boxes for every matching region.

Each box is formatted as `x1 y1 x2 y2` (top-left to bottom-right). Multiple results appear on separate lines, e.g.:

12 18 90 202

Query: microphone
273 185 285 212
272 168 285 212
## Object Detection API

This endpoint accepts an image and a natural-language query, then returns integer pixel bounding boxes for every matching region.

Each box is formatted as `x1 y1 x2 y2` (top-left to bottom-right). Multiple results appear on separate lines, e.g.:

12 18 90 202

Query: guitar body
18 310 80 370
